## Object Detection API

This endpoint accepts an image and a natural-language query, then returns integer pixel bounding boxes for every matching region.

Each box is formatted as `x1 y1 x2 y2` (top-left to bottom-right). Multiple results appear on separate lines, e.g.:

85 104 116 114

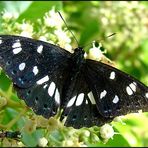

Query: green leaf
2 107 25 130
0 71 11 91
0 1 32 14
22 129 44 147
17 1 63 22
105 133 131 147
79 19 99 46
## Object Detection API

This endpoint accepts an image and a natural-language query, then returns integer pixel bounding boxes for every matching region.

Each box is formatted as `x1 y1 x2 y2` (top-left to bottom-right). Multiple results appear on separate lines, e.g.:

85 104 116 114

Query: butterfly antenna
57 11 79 47
83 33 116 48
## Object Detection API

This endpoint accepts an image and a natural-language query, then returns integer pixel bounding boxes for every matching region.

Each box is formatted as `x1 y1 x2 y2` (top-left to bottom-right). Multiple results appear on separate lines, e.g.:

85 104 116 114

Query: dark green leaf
17 1 63 22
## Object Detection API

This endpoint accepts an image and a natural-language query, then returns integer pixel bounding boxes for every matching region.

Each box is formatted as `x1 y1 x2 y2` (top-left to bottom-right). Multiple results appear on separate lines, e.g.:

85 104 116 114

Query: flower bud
100 124 114 140
38 137 48 147
0 96 7 109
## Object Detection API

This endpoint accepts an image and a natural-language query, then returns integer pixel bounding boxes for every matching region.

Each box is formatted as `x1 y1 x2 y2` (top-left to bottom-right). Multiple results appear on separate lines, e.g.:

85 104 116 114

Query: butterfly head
74 47 84 53
72 47 85 66
73 47 85 58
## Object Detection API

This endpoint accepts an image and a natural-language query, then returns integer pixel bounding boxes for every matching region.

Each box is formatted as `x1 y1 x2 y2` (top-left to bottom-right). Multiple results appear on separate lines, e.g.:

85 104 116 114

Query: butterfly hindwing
60 69 113 128
15 63 71 117
85 59 148 118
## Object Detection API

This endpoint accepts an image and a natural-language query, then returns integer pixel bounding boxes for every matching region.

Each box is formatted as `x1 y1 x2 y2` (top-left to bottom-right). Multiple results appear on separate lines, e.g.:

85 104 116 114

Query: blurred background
0 1 148 147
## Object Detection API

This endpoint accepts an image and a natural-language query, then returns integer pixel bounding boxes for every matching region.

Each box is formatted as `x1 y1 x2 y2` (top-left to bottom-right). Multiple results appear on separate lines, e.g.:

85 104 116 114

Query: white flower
48 40 55 45
62 140 74 147
101 17 109 26
54 28 71 48
64 43 73 53
86 42 105 61
100 124 114 140
113 116 126 125
20 31 32 38
82 130 90 137
20 22 33 38
2 11 19 21
54 29 71 43
44 8 63 28
20 22 33 33
2 12 13 20
38 137 48 147
39 36 48 42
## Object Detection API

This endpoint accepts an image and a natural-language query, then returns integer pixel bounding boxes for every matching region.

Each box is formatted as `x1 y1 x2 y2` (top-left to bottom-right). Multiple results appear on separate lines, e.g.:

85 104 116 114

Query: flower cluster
0 8 73 53
2 11 18 21
86 42 115 66
19 22 34 38
97 1 148 51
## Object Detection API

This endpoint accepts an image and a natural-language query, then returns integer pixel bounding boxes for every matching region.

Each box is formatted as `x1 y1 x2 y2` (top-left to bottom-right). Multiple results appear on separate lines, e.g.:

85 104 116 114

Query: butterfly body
0 35 148 128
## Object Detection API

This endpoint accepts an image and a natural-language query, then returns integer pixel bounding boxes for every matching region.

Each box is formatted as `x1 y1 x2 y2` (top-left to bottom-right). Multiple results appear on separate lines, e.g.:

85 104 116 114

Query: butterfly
0 35 147 129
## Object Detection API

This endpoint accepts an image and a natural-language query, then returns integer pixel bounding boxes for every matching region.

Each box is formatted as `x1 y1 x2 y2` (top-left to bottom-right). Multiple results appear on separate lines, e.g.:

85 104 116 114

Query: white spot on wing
36 75 49 85
85 100 88 104
100 90 107 99
43 84 48 89
109 71 115 80
13 47 22 54
146 92 148 98
33 66 39 75
37 45 43 54
48 82 56 97
0 38 2 44
19 62 26 71
129 82 136 92
76 93 84 106
12 42 21 48
87 91 96 104
67 96 76 107
12 40 22 54
55 88 60 104
112 95 119 104
126 86 133 95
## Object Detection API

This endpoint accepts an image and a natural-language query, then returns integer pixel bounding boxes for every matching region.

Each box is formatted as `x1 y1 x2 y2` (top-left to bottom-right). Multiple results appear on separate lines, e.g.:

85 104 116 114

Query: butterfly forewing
0 35 73 118
85 59 148 118
0 35 71 88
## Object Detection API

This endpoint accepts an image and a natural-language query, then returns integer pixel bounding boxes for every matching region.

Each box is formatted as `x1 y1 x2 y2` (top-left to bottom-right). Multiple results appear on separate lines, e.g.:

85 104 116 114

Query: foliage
0 1 148 147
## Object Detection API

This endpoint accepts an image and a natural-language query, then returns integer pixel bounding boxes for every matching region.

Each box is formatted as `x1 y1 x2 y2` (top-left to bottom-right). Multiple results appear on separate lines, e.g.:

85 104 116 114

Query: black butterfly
0 35 147 129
